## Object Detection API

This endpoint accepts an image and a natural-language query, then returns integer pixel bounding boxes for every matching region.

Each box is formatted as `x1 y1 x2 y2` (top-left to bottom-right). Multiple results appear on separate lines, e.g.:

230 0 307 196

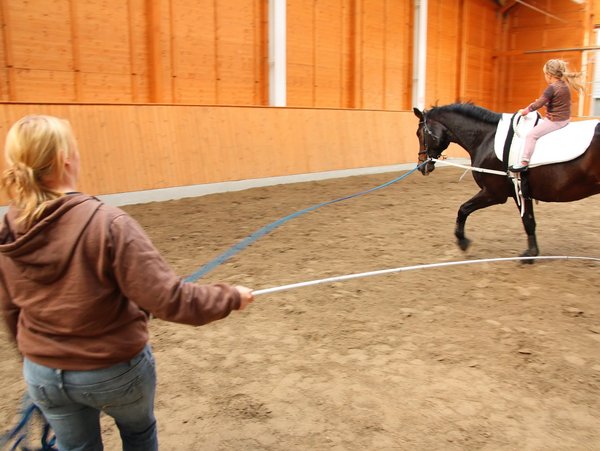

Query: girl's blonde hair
2 115 75 228
544 58 585 94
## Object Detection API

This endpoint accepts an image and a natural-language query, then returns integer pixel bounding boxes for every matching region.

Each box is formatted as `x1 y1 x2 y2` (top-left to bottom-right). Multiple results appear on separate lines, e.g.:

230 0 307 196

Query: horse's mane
427 102 502 125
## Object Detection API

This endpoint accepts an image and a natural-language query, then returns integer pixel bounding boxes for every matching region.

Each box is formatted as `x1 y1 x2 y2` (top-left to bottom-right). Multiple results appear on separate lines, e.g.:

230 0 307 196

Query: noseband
418 117 439 163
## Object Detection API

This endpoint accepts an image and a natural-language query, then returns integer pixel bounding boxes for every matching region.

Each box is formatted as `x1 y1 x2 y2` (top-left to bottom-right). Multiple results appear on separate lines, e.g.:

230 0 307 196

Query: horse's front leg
514 196 539 262
455 189 506 251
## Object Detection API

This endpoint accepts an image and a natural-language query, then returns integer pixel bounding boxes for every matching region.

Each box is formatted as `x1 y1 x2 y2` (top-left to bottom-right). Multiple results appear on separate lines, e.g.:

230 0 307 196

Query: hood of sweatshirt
0 195 101 284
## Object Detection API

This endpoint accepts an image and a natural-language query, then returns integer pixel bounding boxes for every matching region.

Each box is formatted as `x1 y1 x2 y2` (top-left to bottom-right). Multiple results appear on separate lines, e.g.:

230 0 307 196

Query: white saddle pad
494 113 598 168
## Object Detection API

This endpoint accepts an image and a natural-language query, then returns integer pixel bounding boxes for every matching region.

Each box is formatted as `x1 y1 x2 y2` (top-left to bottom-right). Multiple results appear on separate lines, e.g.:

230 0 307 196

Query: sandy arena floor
1 166 599 450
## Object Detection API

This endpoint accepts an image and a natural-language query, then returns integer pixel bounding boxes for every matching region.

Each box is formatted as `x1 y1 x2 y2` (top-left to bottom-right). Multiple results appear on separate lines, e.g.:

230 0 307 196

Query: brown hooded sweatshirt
0 194 241 370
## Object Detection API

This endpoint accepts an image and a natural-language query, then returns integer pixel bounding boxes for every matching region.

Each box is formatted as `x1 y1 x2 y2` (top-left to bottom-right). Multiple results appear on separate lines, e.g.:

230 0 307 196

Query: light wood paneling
460 1 498 107
426 0 461 106
214 1 266 105
426 0 498 110
12 69 76 102
0 103 421 204
8 0 74 72
0 2 11 101
170 0 217 104
0 0 544 112
0 0 268 106
497 0 589 113
287 0 412 110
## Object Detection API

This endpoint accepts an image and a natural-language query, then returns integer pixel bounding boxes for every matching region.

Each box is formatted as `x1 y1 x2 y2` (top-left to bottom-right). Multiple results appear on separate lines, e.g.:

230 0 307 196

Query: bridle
417 115 440 164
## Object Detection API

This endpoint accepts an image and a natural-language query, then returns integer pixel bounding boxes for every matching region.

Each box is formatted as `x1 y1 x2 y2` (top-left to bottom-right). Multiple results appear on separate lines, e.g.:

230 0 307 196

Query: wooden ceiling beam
499 0 518 15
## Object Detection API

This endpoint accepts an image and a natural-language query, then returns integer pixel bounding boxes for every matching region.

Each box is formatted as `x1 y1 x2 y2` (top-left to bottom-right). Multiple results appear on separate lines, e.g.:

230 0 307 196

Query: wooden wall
0 0 417 110
426 0 499 109
0 103 419 203
0 0 268 105
496 0 591 114
0 0 501 111
287 0 413 110
1 2 597 206
426 0 500 109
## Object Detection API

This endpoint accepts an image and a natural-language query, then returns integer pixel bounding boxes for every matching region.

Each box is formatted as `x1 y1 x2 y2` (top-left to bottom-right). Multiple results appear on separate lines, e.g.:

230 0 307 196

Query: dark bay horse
413 103 600 258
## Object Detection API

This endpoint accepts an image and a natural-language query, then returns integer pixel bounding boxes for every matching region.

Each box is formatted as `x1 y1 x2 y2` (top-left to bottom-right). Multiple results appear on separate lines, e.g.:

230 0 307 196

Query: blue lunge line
2 166 423 446
185 165 422 282
1 400 57 451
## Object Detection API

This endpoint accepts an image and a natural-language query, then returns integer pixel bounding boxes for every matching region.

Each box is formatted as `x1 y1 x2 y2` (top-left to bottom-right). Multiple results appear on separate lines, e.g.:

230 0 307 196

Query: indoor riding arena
1 1 599 450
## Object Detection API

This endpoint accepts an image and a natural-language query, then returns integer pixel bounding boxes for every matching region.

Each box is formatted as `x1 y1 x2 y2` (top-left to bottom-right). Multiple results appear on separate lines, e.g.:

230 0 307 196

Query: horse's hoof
519 250 538 264
457 238 471 251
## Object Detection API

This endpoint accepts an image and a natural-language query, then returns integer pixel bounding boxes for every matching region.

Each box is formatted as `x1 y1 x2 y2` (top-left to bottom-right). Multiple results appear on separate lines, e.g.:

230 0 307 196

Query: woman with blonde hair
510 58 585 172
0 115 254 450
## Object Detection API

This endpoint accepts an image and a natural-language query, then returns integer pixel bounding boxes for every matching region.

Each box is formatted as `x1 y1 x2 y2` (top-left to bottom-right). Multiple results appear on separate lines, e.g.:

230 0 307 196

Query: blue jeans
23 344 158 451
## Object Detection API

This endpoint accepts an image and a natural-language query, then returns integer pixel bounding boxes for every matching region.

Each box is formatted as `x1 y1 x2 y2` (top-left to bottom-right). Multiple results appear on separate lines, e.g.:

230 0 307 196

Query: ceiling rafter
498 0 568 23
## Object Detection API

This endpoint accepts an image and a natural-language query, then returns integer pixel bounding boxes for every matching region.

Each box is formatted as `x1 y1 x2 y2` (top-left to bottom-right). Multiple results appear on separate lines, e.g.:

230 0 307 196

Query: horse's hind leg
515 197 539 262
455 189 506 251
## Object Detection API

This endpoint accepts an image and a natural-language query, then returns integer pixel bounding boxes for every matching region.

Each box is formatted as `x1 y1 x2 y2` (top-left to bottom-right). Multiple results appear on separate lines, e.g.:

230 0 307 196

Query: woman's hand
235 286 254 310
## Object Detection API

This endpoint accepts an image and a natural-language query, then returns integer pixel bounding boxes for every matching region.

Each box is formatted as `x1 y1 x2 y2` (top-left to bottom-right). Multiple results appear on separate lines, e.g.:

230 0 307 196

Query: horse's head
413 107 450 175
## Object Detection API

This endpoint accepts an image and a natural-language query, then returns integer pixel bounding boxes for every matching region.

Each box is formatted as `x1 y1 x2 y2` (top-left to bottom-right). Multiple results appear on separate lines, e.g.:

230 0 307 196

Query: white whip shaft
431 158 506 176
252 256 600 296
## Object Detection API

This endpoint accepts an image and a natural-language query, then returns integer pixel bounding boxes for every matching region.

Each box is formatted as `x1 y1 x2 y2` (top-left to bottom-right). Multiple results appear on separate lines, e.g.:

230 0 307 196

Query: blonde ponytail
2 115 73 228
544 58 585 95
563 71 585 95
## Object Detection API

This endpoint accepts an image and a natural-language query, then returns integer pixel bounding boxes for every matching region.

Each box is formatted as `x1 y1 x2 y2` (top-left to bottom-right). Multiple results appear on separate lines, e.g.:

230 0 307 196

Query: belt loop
55 369 64 390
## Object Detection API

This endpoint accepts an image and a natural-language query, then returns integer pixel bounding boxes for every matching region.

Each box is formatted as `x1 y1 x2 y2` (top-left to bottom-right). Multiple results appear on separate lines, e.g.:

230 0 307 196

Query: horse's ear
413 107 424 120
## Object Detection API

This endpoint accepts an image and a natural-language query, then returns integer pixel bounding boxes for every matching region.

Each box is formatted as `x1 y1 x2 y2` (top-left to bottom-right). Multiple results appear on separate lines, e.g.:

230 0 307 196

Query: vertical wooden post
69 0 81 101
213 0 219 103
127 0 138 102
382 0 388 110
493 1 507 111
339 0 345 107
581 0 593 116
350 0 363 108
0 1 16 100
253 0 268 105
456 0 466 102
146 0 163 102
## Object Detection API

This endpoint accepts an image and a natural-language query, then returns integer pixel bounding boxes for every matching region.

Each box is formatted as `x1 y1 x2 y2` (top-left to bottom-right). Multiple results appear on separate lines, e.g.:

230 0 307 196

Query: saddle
494 112 599 169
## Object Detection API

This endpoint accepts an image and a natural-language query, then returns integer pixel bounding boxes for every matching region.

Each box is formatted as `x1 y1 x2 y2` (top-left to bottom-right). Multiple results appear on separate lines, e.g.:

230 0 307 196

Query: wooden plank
146 0 164 102
384 0 412 110
68 0 81 100
0 0 15 100
214 1 259 105
252 0 267 105
498 0 591 113
361 0 385 109
128 0 150 102
426 0 461 106
0 104 420 203
127 0 138 101
314 0 343 107
10 69 76 102
287 0 315 106
6 0 73 71
78 73 133 102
